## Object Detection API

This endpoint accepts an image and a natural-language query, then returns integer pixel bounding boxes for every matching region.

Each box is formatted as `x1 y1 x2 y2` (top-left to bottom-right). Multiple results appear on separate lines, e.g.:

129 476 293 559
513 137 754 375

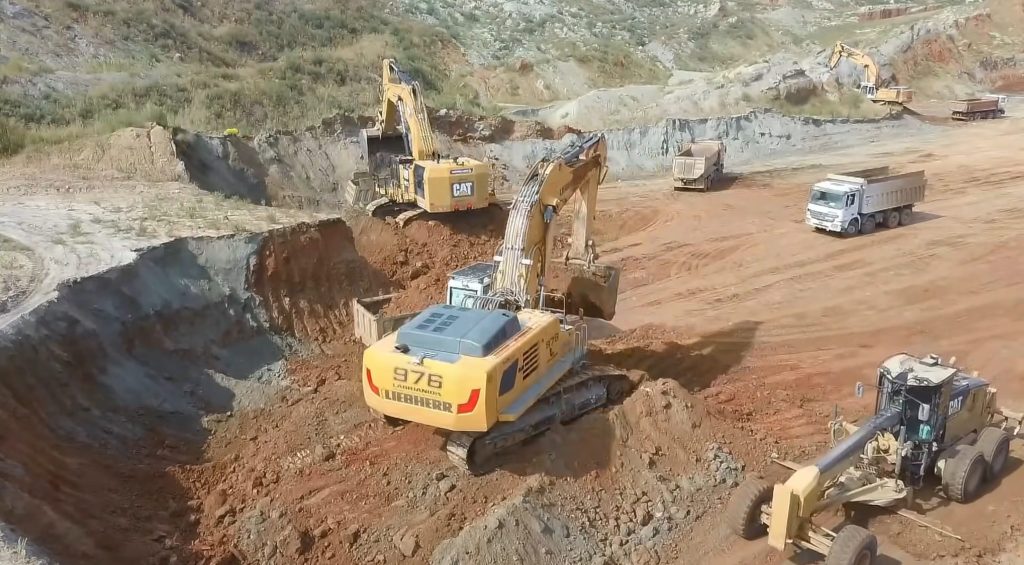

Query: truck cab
984 94 1008 115
806 179 859 233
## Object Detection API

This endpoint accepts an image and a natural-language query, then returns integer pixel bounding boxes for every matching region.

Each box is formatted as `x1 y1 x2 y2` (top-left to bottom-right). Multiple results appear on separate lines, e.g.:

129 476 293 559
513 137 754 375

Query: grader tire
976 427 1011 480
725 478 773 539
944 445 986 503
825 525 877 565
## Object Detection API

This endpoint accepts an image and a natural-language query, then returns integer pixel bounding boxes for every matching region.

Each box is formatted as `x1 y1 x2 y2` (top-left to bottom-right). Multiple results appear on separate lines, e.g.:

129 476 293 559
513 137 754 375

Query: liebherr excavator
828 41 913 107
351 59 493 226
361 134 627 473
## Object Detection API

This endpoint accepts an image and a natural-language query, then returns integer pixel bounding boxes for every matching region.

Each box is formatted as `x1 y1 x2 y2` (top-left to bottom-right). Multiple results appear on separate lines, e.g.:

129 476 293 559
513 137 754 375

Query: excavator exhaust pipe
564 263 620 321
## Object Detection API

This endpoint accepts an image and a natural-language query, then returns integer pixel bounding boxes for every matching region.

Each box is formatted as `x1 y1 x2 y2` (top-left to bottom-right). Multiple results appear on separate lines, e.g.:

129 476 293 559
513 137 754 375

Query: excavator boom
483 134 619 319
351 58 492 222
827 41 913 105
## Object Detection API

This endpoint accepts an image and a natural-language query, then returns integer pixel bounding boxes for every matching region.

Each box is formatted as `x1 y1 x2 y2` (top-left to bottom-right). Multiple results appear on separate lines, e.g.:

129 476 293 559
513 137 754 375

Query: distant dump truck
805 167 926 236
950 95 1007 121
672 141 726 192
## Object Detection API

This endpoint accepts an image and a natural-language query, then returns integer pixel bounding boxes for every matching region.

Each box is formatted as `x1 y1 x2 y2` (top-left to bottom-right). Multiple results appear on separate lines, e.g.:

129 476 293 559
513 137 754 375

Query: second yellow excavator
361 134 627 473
352 59 493 226
828 41 913 107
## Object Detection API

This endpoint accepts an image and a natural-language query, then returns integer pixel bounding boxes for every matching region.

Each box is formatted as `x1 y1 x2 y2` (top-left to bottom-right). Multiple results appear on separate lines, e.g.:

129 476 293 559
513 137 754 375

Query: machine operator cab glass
875 365 941 443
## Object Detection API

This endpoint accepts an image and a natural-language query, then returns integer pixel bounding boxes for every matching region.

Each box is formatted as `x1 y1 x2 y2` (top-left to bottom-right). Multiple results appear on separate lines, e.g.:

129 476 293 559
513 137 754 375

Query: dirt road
587 115 1024 562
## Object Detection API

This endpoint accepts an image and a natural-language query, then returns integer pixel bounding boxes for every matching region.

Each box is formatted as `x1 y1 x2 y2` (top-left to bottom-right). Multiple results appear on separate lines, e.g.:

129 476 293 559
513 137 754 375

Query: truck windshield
810 189 845 209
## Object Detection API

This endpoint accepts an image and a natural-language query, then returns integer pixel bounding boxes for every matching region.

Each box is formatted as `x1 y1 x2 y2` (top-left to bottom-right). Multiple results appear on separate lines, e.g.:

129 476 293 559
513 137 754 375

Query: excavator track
445 364 632 474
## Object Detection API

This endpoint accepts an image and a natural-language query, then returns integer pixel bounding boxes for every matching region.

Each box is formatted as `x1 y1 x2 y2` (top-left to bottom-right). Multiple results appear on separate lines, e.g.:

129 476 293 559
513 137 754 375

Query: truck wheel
825 524 877 565
725 478 773 539
943 445 986 502
899 208 913 226
884 210 900 229
976 427 1011 480
702 177 710 192
859 215 876 235
842 218 860 237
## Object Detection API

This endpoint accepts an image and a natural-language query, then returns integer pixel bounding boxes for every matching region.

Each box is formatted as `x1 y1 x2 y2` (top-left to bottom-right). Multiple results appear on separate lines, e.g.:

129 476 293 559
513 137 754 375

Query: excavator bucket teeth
564 264 620 321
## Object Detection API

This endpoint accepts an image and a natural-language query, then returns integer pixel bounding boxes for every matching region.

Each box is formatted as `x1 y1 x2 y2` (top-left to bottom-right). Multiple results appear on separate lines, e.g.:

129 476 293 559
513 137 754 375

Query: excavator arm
828 41 880 87
486 134 619 319
361 59 439 173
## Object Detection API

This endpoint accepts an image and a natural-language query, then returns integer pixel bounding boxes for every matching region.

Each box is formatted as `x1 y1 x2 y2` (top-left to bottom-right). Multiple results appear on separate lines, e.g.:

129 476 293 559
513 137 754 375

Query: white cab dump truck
672 140 726 192
805 167 926 236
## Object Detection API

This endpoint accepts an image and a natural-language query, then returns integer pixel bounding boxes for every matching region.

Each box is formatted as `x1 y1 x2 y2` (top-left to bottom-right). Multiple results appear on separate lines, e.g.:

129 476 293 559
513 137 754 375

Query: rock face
476 109 930 180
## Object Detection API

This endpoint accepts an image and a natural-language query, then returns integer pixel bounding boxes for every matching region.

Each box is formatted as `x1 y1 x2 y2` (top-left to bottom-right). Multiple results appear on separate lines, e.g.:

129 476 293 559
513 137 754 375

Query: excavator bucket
360 126 407 178
564 263 620 321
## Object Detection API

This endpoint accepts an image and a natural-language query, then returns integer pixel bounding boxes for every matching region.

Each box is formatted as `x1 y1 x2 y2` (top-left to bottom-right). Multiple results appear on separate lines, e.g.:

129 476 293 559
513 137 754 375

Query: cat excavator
361 134 627 473
828 41 914 107
349 59 493 226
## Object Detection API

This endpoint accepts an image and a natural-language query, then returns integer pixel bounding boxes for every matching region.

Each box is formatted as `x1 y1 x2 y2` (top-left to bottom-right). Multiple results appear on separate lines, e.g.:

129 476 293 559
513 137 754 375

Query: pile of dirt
10 124 187 182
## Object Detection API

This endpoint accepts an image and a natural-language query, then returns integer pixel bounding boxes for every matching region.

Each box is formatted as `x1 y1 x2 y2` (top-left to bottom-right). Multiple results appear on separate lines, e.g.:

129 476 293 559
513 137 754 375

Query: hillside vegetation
0 0 477 140
1 0 1021 152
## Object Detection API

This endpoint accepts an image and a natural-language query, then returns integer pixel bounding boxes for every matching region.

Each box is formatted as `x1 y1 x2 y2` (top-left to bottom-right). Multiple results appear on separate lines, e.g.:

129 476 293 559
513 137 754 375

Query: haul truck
805 167 926 236
950 95 1007 121
672 140 726 192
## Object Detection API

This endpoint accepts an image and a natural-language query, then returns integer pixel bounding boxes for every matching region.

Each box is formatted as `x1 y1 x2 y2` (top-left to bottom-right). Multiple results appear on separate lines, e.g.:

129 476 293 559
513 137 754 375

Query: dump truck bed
824 167 926 214
672 141 725 188
352 294 420 346
950 98 1000 113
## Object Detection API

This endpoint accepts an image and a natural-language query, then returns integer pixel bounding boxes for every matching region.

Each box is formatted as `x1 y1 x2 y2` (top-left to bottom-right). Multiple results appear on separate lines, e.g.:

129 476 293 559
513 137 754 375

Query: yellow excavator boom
827 41 913 105
355 58 492 220
485 134 618 319
829 41 880 87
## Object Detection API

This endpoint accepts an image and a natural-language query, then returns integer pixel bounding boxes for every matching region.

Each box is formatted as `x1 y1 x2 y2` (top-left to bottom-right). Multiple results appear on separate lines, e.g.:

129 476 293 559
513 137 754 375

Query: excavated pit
0 213 508 564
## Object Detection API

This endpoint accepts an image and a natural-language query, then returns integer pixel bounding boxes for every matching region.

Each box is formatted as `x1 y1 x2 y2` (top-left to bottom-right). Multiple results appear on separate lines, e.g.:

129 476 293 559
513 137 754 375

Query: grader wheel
825 525 877 565
976 426 1011 480
725 478 773 539
943 445 986 503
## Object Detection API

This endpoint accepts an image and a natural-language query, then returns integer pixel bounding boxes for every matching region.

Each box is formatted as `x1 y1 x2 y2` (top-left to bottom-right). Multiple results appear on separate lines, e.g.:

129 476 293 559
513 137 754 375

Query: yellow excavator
828 41 913 107
361 134 626 473
352 59 493 226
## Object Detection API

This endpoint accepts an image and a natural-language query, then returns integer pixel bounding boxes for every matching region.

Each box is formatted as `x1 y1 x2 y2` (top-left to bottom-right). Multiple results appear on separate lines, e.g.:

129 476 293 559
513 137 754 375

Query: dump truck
950 95 1007 121
672 141 726 192
805 167 926 236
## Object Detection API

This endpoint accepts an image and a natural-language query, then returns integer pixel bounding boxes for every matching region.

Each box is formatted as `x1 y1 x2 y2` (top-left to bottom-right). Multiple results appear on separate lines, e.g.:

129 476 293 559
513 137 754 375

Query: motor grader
727 352 1023 565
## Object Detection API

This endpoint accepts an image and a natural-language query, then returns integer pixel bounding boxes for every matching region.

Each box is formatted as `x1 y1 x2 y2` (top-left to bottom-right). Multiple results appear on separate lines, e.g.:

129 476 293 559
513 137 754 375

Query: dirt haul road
589 115 1024 563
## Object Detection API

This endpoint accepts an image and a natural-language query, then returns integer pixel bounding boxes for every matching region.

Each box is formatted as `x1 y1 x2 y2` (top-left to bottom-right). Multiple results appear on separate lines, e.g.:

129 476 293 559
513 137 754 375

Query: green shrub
0 118 27 157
